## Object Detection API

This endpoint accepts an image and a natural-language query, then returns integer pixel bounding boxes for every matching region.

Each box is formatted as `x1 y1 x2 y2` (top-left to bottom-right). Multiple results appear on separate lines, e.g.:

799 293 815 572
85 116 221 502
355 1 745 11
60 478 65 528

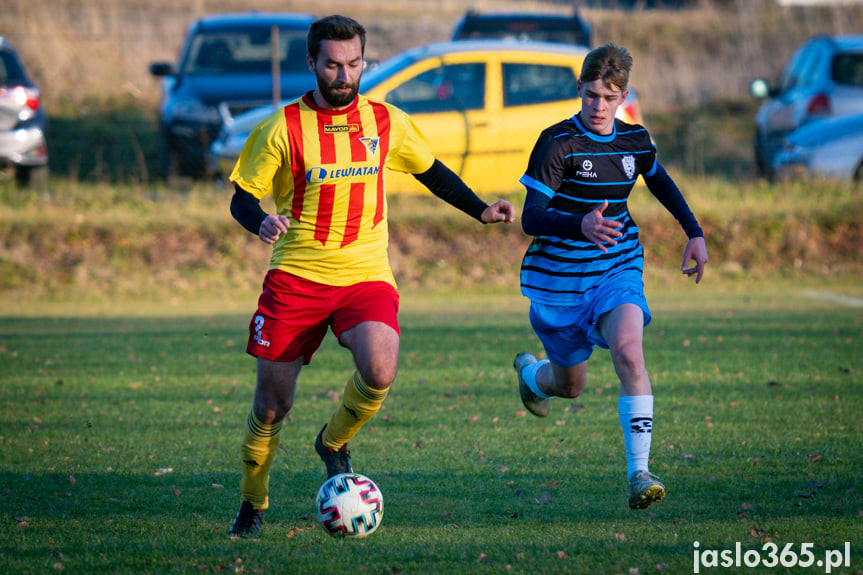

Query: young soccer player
513 42 708 510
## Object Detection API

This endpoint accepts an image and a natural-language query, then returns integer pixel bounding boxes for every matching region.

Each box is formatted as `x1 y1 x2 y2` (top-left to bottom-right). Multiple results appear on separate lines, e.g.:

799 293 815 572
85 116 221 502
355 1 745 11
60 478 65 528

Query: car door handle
469 122 488 128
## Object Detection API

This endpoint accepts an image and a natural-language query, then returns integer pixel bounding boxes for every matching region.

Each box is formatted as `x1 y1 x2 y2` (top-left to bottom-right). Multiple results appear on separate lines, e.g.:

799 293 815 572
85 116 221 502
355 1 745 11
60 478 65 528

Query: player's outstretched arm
414 159 513 224
681 236 708 284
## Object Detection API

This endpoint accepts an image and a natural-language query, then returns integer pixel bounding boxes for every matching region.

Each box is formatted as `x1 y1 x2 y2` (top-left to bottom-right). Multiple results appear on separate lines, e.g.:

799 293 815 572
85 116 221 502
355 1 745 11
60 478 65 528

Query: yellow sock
239 410 282 510
323 371 388 449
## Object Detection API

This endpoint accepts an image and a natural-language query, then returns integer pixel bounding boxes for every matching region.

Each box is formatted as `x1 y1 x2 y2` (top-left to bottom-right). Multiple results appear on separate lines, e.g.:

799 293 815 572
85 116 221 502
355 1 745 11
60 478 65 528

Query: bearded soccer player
226 15 515 536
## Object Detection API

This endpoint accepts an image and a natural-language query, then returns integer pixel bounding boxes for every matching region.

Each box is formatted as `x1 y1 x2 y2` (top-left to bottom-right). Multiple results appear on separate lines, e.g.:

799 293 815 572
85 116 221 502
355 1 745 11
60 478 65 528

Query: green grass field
1 284 860 574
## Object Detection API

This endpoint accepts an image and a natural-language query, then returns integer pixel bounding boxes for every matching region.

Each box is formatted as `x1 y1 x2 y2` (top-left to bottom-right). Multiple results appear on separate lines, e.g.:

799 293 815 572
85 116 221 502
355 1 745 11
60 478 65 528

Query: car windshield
360 51 420 92
0 50 27 86
182 28 309 76
831 52 863 86
459 19 587 46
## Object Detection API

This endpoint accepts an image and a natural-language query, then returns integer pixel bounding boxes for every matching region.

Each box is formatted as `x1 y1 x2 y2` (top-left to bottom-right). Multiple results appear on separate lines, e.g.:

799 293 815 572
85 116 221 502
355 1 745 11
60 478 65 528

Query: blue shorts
528 273 651 368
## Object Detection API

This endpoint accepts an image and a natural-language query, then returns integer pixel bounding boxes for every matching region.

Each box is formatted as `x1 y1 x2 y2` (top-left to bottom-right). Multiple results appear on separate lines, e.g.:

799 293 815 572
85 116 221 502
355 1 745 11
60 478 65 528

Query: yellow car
212 40 646 194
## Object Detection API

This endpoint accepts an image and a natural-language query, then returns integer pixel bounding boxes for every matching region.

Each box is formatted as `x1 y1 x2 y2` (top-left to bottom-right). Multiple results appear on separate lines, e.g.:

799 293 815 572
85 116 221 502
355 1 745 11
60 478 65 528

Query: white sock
523 359 551 399
619 394 654 479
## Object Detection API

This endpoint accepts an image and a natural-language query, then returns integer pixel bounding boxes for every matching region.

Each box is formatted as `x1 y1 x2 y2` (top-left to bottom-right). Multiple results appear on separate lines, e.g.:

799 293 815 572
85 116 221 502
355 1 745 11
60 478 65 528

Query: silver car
772 113 863 183
751 35 863 178
0 37 48 188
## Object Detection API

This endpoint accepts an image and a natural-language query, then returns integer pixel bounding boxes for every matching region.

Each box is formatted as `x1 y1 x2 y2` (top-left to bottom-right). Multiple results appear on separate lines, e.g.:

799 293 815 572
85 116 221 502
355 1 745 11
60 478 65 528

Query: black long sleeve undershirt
230 185 268 235
521 163 703 239
521 187 584 237
642 164 703 239
413 159 488 222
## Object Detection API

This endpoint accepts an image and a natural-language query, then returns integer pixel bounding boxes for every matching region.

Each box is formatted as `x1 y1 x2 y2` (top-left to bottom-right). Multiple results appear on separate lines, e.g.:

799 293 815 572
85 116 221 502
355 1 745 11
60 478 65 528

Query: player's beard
319 79 359 108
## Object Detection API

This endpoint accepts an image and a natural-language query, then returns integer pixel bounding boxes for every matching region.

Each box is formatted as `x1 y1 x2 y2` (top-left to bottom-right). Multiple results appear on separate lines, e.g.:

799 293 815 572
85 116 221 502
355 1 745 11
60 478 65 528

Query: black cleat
315 426 353 478
228 500 264 537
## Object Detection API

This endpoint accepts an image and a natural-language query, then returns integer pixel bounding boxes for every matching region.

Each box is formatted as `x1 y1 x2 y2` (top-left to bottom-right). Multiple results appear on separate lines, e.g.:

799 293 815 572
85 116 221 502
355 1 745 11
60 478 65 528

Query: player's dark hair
307 15 366 60
579 42 632 91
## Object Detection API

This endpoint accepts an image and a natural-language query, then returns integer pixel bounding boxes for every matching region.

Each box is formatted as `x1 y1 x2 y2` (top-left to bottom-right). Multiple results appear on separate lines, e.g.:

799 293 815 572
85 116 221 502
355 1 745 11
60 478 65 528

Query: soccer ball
315 473 383 538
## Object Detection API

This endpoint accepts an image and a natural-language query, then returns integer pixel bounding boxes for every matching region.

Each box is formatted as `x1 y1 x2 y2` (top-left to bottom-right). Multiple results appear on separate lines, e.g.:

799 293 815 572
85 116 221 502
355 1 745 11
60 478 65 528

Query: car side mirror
150 62 175 77
750 79 770 99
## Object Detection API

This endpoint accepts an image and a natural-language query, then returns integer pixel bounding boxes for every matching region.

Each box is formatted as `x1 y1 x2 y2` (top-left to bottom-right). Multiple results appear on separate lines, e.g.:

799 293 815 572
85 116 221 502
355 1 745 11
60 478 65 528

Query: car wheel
158 131 201 188
157 130 181 182
753 131 772 179
15 165 49 190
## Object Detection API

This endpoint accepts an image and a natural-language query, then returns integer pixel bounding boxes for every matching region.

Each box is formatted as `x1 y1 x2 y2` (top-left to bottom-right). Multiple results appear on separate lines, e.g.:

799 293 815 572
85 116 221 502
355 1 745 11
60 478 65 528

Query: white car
0 36 48 188
772 113 863 183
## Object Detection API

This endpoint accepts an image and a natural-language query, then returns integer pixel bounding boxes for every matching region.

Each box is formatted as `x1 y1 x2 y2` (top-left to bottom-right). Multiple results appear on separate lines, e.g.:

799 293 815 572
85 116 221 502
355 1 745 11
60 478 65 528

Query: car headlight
169 98 221 124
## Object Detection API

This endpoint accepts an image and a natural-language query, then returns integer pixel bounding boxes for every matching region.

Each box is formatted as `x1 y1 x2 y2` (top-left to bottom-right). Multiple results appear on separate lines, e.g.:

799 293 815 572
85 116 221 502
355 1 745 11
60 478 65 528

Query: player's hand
259 214 290 244
681 236 708 284
481 199 516 224
581 200 622 253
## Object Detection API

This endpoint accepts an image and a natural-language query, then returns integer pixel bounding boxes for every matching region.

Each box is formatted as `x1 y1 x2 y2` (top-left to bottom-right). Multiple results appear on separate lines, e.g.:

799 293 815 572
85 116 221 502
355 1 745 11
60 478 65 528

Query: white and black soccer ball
315 473 383 538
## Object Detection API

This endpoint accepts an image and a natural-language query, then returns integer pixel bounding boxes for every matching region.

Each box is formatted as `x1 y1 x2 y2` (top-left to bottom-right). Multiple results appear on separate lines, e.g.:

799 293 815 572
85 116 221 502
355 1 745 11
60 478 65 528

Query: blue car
772 113 863 183
149 13 316 182
750 35 863 178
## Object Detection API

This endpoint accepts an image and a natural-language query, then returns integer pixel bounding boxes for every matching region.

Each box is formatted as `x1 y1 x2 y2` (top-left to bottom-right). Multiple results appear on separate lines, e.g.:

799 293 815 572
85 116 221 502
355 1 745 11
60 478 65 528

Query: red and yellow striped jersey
230 92 435 287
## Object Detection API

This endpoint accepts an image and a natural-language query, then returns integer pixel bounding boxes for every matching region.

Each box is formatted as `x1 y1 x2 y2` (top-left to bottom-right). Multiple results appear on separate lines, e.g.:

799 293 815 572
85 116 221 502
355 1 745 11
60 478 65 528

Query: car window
182 29 309 76
0 50 27 86
832 52 863 86
459 20 588 46
503 62 578 107
797 44 826 86
779 43 815 92
385 62 485 113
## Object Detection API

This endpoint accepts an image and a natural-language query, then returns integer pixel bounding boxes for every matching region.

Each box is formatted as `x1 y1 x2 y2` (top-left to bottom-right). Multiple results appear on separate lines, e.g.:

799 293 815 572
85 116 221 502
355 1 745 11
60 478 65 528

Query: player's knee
554 371 586 398
254 401 292 425
359 361 397 390
561 383 585 398
612 342 645 379
562 375 586 398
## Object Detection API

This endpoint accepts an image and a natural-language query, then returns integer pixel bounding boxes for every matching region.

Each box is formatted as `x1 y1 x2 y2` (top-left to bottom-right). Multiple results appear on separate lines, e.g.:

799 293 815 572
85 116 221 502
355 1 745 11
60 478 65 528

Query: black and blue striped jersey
518 113 700 305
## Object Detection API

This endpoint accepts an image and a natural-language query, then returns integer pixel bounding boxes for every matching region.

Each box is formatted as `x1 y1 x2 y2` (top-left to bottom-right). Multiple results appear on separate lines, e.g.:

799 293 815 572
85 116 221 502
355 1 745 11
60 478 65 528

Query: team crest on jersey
621 155 636 180
359 136 380 158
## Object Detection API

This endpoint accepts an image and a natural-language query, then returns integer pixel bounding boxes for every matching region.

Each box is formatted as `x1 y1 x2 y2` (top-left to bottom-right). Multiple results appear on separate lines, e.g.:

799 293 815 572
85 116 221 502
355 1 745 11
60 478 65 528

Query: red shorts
246 270 400 364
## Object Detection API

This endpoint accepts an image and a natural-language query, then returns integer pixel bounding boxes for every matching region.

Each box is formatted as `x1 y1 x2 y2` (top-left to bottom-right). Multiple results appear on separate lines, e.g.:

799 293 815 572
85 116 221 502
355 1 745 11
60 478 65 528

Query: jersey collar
572 112 617 143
